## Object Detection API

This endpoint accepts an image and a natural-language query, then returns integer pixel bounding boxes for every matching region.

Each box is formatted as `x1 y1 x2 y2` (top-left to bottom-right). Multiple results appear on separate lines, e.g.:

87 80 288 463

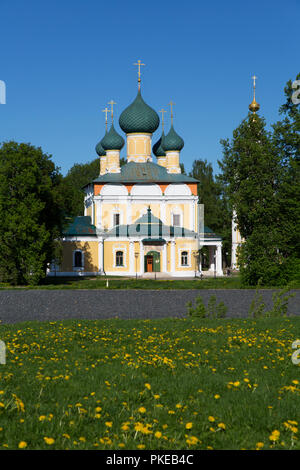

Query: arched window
172 214 181 226
116 251 124 267
74 251 83 268
181 251 188 266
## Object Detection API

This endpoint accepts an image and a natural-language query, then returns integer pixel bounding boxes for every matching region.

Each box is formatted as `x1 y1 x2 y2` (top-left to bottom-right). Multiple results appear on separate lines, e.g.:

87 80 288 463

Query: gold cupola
249 75 260 113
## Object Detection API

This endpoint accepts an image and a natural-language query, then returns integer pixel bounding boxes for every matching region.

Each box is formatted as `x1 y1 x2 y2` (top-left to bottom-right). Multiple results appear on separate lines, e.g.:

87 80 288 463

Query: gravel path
0 289 299 324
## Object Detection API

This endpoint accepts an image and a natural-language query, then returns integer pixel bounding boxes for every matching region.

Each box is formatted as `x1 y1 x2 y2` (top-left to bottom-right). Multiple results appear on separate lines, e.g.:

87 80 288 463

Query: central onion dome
119 90 160 134
163 125 184 151
101 124 125 151
152 131 166 157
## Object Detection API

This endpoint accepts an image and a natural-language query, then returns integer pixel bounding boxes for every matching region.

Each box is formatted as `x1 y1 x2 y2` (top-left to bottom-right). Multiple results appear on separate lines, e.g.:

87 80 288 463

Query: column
162 243 167 273
127 197 132 225
161 200 166 224
139 240 144 274
216 244 223 276
96 199 101 228
209 246 215 272
129 240 134 274
98 239 104 273
170 240 176 274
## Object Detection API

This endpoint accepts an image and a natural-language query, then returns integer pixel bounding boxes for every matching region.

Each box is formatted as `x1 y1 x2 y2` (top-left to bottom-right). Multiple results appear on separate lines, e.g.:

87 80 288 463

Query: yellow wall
127 134 151 162
61 241 98 272
175 240 197 271
104 241 130 272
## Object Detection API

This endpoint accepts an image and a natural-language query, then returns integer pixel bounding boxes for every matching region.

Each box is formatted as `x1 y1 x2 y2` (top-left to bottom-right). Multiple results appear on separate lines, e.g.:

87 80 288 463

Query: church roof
91 161 198 185
101 124 125 151
119 90 160 134
163 124 184 151
63 216 97 236
152 131 166 157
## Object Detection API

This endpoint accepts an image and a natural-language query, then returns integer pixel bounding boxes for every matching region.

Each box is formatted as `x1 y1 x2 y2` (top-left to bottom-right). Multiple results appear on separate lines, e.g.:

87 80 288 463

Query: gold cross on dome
252 75 257 88
108 100 116 121
133 60 145 89
169 101 175 124
102 107 109 130
159 108 166 130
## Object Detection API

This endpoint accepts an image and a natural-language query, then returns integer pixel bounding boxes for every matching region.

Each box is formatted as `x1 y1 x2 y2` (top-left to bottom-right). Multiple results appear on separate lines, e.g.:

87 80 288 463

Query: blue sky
0 0 299 175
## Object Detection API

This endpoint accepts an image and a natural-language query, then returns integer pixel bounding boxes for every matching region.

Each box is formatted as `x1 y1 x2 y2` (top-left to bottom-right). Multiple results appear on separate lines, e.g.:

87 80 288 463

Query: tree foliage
218 73 300 286
0 141 64 285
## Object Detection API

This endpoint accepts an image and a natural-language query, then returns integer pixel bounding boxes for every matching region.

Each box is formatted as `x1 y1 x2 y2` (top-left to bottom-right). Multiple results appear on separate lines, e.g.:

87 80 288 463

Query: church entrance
144 251 160 272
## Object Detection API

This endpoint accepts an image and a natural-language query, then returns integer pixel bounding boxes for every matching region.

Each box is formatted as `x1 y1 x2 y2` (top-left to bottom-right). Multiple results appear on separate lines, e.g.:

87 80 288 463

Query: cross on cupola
108 100 116 122
133 60 145 90
169 101 175 125
102 107 109 131
159 108 166 131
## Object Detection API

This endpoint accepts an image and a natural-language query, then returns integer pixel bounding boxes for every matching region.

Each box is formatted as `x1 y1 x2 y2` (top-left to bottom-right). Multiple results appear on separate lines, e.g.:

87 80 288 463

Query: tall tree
0 141 64 285
190 159 231 264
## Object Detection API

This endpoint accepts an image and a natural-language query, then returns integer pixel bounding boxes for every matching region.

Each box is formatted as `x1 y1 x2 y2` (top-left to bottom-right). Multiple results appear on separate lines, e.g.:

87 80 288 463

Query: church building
54 62 223 277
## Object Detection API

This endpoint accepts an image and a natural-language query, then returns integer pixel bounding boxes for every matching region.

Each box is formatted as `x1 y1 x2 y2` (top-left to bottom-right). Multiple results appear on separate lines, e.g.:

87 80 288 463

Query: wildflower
105 421 113 428
44 437 55 445
214 394 220 399
155 431 162 438
138 407 146 413
208 416 215 422
185 422 193 430
145 383 151 390
18 441 27 449
269 430 280 442
256 442 264 450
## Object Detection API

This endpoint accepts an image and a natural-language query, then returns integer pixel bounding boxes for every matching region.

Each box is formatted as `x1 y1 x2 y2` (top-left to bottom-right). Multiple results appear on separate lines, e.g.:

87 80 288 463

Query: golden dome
249 98 260 113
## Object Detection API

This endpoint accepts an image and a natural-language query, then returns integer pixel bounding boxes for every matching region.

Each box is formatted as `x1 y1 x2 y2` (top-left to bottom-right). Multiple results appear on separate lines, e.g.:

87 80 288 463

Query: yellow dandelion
44 437 55 445
138 407 146 413
256 442 264 450
18 441 27 449
208 416 215 422
155 431 162 438
145 383 151 390
185 422 193 430
105 421 113 427
269 430 280 442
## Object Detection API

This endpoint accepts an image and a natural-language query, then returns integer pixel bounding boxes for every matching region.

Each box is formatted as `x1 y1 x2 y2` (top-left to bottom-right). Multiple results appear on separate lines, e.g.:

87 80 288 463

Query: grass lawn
0 275 299 290
0 317 300 450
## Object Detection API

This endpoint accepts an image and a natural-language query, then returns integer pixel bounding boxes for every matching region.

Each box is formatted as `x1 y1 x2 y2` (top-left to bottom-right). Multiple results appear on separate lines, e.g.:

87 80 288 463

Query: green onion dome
119 90 160 134
152 131 166 157
95 139 106 156
101 124 125 151
162 125 184 151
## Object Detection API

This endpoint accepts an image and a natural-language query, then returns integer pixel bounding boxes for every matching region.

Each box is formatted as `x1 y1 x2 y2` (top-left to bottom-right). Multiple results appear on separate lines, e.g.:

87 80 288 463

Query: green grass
1 275 299 290
0 317 300 449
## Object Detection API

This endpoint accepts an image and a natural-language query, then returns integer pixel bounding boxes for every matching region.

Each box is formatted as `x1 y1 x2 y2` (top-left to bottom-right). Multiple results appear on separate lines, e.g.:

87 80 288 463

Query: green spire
101 124 125 151
162 125 184 151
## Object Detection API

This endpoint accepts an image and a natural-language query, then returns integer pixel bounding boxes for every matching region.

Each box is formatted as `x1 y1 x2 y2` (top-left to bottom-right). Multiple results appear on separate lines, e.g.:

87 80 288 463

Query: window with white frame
172 214 180 226
74 250 83 268
116 251 124 267
181 251 188 266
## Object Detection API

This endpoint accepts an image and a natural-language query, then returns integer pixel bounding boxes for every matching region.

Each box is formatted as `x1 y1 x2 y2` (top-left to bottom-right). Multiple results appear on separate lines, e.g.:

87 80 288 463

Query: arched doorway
144 251 160 272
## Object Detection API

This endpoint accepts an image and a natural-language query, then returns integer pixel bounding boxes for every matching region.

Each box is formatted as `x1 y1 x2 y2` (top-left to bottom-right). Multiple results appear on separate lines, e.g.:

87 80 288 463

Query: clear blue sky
0 0 299 176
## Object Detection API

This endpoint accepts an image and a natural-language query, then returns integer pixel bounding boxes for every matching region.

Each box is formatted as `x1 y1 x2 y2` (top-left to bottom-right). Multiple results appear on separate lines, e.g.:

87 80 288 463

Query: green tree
190 159 231 265
0 141 64 285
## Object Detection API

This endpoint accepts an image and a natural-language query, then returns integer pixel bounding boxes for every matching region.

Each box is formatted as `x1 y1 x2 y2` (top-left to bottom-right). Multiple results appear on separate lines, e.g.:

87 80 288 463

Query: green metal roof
152 131 166 157
91 161 198 185
95 140 106 156
119 89 160 134
101 124 125 151
163 124 184 151
63 216 97 236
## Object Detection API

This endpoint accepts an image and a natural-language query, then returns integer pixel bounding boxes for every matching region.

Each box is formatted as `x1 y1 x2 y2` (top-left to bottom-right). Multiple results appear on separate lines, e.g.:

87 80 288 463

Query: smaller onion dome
95 140 106 156
119 90 160 134
152 131 166 157
249 98 260 113
162 125 184 151
101 124 125 151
